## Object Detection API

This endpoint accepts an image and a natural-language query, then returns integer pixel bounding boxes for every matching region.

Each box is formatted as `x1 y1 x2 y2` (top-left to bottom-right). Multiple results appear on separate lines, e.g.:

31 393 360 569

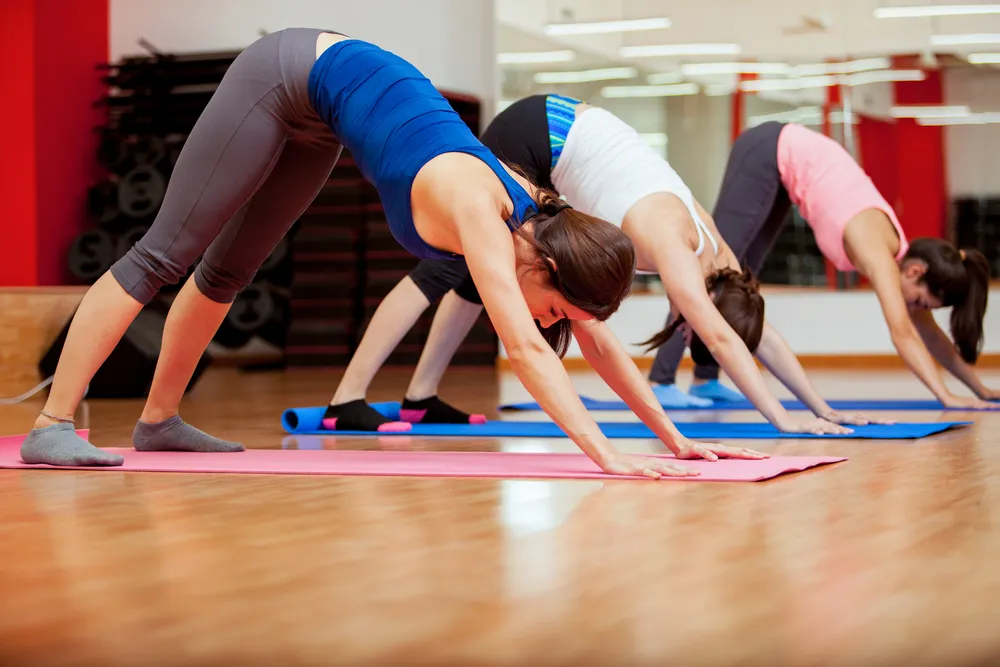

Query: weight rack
74 43 497 368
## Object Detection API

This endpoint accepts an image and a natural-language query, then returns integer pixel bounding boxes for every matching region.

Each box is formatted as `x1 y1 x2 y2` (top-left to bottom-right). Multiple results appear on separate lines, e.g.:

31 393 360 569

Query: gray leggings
111 28 342 304
649 121 791 385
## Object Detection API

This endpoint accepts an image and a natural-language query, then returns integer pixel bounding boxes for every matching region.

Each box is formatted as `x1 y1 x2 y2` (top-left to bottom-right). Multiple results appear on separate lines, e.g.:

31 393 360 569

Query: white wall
944 66 1000 199
499 287 1000 359
111 0 497 110
664 93 731 210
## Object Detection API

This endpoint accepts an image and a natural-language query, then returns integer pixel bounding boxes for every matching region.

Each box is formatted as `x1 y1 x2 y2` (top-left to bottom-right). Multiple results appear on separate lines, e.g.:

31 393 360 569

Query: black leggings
408 259 482 305
110 28 342 304
648 121 792 385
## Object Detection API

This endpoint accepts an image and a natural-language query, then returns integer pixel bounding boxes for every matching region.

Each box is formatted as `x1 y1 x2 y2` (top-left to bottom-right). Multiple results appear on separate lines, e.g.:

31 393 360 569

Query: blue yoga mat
498 396 1000 412
281 403 969 440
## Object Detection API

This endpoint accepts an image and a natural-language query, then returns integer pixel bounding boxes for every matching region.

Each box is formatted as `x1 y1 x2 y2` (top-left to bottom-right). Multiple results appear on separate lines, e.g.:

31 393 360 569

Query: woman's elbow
702 328 743 358
505 336 550 365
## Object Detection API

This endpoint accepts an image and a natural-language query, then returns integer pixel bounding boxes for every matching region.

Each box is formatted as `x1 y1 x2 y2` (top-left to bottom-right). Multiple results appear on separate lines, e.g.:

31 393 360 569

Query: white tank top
550 107 719 264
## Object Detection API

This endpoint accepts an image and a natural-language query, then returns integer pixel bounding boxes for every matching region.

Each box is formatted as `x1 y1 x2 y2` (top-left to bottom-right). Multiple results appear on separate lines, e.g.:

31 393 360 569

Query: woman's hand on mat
822 411 896 426
941 394 998 410
601 453 701 479
672 439 770 461
974 387 1000 402
780 417 852 435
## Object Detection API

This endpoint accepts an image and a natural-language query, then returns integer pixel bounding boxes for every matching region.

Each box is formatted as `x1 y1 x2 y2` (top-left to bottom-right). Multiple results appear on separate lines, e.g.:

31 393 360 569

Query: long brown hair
515 190 637 357
904 237 991 363
640 267 765 363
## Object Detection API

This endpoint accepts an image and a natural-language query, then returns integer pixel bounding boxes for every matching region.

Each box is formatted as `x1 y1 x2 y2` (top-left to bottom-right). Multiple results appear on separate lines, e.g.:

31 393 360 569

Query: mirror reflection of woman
655 120 997 412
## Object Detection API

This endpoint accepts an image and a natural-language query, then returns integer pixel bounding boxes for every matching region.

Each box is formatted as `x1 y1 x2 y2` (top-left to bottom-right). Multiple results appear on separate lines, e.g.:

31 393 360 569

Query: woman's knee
109 243 189 304
192 260 253 304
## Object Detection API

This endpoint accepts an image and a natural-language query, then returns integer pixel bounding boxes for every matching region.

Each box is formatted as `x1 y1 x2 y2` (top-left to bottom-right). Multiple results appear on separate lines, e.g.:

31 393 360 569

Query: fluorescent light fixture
931 33 1000 45
968 52 1000 63
890 105 971 118
749 107 821 126
681 62 791 76
740 75 837 92
875 4 1000 18
704 83 736 96
845 69 926 85
748 106 858 127
545 17 671 36
601 82 700 98
534 67 638 84
791 58 891 76
620 43 741 58
646 71 685 84
497 50 575 65
917 112 1000 124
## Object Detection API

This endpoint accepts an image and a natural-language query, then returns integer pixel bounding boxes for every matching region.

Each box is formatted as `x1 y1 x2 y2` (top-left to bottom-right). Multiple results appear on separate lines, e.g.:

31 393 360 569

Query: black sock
400 396 486 424
322 400 411 432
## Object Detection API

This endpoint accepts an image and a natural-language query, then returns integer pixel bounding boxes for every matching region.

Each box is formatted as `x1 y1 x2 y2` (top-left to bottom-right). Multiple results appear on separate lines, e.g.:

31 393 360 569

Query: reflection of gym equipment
757 207 829 286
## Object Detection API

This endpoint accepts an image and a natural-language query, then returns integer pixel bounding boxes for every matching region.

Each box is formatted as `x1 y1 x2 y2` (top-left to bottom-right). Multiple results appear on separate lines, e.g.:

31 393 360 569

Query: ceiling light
545 17 671 36
740 75 837 92
534 67 638 84
646 71 685 84
791 58 891 76
497 50 575 65
601 83 700 98
917 112 1000 124
931 33 1000 45
845 69 926 85
968 52 1000 63
890 105 971 118
704 83 736 96
875 4 1000 18
681 62 791 76
620 43 741 58
748 106 859 127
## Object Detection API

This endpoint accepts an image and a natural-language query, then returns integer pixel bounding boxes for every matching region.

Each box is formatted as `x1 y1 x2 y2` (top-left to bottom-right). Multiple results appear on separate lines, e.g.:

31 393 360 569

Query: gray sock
133 415 244 453
21 423 125 467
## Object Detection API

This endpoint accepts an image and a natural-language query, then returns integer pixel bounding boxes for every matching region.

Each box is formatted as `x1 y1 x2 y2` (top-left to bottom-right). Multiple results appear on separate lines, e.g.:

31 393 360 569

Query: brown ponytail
640 267 766 364
904 238 991 363
515 188 637 357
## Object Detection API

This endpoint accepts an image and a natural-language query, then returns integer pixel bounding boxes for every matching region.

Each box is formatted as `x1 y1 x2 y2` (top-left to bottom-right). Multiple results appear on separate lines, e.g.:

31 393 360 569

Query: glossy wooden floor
2 365 1000 667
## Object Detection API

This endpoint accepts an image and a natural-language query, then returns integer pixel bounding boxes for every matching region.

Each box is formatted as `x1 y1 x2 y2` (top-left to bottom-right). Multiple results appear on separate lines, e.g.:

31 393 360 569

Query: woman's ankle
34 409 74 430
139 407 179 424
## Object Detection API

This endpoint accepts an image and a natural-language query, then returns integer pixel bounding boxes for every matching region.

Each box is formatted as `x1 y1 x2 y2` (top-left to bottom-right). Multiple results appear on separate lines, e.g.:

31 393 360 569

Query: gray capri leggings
111 28 343 304
648 121 791 386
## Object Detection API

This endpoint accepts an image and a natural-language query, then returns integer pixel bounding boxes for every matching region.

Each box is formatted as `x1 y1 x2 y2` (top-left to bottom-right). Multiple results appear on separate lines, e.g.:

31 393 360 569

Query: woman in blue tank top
20 28 738 478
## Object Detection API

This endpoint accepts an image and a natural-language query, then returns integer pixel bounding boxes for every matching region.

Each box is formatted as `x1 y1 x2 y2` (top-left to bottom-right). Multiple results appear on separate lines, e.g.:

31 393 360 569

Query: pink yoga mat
0 432 845 481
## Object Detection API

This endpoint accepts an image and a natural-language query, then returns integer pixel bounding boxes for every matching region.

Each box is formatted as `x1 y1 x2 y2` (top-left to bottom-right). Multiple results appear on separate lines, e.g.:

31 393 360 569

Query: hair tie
523 201 573 223
543 202 573 215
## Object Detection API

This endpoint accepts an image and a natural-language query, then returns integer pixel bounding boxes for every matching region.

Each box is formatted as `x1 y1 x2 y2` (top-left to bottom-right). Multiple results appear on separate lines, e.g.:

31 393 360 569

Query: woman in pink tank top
678 121 996 409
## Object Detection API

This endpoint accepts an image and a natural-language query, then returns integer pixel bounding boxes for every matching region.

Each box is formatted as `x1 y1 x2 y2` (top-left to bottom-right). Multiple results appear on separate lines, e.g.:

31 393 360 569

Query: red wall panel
0 0 38 285
892 59 947 240
34 0 110 284
0 0 107 286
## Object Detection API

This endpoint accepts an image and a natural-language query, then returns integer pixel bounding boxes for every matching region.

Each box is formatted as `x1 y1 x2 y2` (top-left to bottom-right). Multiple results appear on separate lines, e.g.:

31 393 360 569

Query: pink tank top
776 123 909 272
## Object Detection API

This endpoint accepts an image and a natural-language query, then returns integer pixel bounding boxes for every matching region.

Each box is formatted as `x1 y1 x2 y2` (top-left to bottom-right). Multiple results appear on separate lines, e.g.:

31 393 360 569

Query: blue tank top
307 39 539 259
